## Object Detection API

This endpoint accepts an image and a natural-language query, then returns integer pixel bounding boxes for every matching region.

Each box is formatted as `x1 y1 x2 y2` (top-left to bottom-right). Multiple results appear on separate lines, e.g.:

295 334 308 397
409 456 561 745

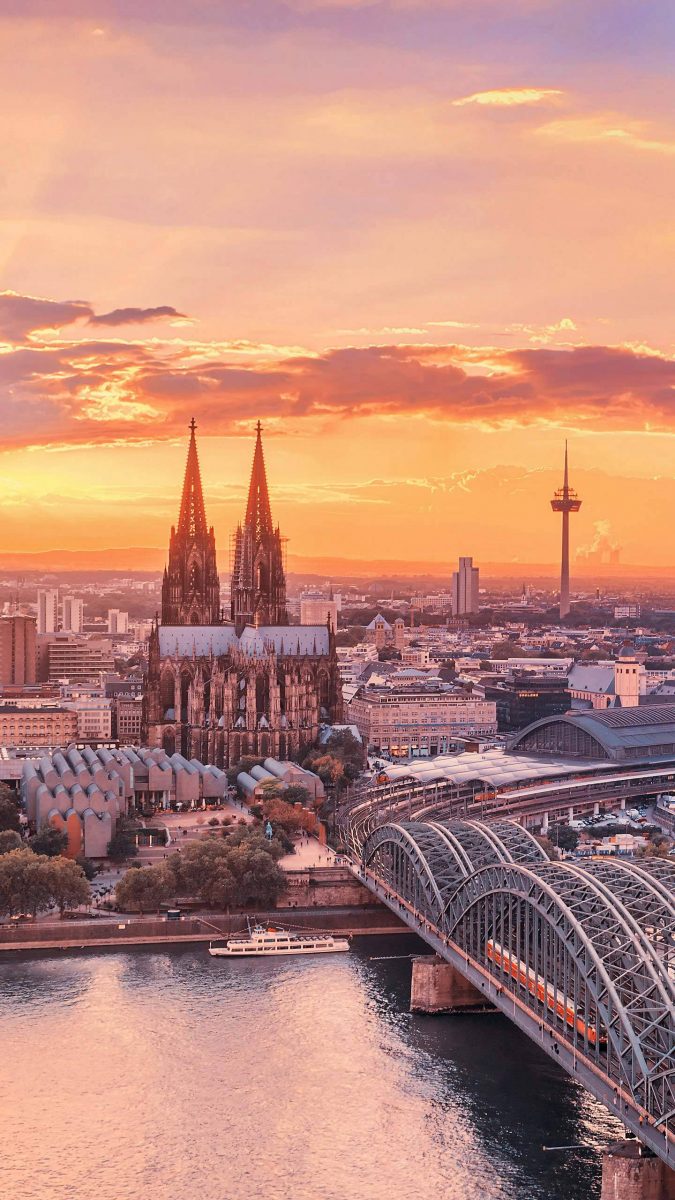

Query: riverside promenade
0 904 407 955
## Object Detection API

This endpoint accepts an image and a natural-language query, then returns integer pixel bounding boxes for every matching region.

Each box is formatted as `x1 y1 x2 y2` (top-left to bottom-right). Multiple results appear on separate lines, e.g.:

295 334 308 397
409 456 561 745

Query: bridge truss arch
360 819 675 1145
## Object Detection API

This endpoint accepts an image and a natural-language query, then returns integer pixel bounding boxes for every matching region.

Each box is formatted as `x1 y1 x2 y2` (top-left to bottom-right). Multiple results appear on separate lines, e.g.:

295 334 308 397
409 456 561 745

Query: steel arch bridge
355 817 675 1167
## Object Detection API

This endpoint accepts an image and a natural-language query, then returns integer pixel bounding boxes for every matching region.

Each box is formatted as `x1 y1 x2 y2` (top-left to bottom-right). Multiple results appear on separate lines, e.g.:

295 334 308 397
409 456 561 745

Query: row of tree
115 825 288 913
0 849 91 917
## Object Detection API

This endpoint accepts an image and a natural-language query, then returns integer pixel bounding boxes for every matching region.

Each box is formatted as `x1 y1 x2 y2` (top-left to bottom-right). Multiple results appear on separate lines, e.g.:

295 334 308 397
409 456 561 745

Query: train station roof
508 704 675 762
374 748 612 790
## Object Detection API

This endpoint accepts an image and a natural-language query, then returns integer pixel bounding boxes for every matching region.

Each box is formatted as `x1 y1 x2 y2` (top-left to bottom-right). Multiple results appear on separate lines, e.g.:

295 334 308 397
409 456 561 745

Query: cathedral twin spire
161 418 287 632
161 418 221 626
245 421 274 542
231 420 288 633
177 417 208 540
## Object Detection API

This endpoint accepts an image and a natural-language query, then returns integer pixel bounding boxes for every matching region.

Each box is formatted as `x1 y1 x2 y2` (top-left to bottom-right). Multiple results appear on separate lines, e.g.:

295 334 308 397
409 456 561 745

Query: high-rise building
108 609 129 635
161 417 221 626
550 442 582 619
451 557 479 616
231 421 287 634
37 589 59 634
62 596 84 634
0 615 37 687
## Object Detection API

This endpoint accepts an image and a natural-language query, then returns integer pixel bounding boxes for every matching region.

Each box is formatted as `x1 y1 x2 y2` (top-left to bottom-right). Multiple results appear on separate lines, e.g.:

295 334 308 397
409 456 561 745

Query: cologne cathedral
143 420 342 767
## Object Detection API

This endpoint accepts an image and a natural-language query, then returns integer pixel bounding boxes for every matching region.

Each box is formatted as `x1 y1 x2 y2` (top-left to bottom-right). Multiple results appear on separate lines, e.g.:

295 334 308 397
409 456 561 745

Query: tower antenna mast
550 441 582 620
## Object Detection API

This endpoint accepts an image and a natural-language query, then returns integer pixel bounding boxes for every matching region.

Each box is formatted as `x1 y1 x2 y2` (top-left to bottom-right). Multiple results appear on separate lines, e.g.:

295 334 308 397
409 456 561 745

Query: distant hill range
0 546 671 581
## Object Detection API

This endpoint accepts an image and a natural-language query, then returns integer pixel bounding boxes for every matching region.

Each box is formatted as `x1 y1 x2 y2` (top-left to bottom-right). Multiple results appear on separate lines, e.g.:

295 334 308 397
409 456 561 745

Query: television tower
550 441 582 619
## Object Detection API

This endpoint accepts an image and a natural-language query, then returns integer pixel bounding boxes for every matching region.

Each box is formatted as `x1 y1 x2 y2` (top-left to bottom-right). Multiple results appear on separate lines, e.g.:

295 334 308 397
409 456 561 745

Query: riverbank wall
0 904 407 955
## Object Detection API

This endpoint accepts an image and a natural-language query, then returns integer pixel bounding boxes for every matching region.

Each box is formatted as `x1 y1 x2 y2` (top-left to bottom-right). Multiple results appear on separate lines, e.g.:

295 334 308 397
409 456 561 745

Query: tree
304 730 365 785
260 780 284 802
534 835 556 860
639 839 671 859
107 822 139 862
45 857 91 916
282 785 312 808
202 863 237 909
0 790 21 833
227 844 287 907
225 826 287 861
28 823 69 858
263 798 308 835
305 754 344 788
115 865 174 913
138 826 289 910
0 849 54 917
0 830 22 855
75 855 98 881
490 640 522 660
551 825 579 852
169 839 230 896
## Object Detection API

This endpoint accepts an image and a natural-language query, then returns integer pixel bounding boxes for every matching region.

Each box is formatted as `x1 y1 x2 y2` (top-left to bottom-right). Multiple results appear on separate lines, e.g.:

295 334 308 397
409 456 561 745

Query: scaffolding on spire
245 421 274 542
231 420 288 633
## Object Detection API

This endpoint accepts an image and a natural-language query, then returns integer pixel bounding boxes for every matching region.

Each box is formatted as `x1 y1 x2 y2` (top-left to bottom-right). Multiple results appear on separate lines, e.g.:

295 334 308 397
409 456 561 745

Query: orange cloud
2 292 675 454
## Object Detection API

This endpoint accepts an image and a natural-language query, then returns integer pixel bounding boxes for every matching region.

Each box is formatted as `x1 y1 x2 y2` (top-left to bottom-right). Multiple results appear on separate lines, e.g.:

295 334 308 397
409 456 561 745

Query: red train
486 939 606 1047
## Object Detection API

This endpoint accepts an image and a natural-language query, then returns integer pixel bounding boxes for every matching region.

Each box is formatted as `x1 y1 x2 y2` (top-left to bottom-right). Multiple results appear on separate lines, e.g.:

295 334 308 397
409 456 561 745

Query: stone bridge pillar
541 812 549 834
410 955 493 1014
600 1142 675 1200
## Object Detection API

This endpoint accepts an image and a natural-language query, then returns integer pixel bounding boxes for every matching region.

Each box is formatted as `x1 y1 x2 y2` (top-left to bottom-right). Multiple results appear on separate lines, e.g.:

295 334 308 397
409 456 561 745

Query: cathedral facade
143 421 342 767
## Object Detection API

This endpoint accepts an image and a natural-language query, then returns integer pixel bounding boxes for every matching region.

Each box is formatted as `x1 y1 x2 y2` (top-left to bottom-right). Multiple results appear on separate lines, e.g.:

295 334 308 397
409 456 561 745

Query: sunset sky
2 1 675 567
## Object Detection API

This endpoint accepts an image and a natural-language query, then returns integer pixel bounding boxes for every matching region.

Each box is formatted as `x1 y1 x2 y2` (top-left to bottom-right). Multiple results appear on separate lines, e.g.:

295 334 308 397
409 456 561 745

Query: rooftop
509 703 675 761
158 623 330 659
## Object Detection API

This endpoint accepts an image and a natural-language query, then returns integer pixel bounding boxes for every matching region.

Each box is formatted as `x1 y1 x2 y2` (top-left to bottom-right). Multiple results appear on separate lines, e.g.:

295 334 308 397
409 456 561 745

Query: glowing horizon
1 3 674 566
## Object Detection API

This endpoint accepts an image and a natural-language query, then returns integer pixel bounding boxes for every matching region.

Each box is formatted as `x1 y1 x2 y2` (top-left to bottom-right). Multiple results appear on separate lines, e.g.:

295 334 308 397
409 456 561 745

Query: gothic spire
177 417 208 539
230 419 288 633
161 417 221 626
245 421 274 541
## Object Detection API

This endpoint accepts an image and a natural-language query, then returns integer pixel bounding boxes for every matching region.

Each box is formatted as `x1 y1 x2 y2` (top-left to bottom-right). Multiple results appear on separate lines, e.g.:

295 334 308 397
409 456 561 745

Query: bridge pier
600 1142 675 1200
541 812 549 834
410 955 493 1014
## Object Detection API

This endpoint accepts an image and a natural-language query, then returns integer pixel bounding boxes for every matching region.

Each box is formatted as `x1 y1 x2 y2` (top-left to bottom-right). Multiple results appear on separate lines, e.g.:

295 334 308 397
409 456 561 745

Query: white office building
108 609 129 635
37 589 59 635
61 596 85 634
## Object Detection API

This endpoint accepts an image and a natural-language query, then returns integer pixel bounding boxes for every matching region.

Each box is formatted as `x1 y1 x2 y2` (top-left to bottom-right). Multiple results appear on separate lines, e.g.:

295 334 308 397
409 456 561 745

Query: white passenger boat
208 922 350 958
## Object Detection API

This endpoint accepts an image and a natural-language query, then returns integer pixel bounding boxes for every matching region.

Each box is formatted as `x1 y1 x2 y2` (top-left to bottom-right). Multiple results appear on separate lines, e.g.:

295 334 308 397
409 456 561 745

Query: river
0 935 623 1200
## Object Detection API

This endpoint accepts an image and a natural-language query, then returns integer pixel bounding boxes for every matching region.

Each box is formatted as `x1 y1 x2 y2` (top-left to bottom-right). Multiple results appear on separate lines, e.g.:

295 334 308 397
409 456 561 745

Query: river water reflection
0 935 623 1200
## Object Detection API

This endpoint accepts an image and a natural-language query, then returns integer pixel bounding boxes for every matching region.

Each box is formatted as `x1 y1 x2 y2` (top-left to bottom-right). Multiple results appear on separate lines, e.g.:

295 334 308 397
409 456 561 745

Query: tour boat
208 922 350 958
